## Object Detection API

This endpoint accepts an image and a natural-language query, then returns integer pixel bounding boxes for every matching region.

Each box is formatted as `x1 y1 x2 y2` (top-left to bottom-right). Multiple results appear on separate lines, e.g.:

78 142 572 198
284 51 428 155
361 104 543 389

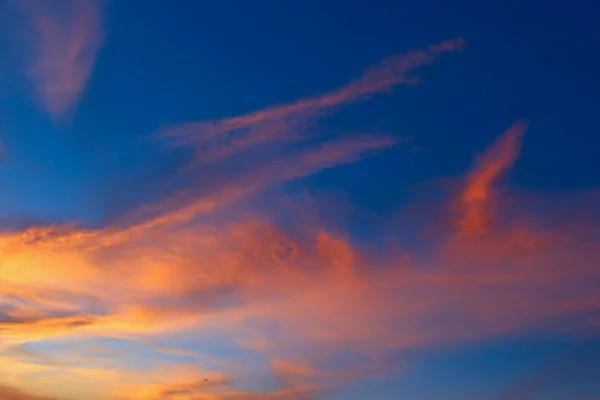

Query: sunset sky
1 1 599 399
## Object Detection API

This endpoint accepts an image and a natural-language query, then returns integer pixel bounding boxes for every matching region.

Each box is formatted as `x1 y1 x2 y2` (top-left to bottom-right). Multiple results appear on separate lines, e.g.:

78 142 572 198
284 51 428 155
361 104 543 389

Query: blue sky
0 1 599 399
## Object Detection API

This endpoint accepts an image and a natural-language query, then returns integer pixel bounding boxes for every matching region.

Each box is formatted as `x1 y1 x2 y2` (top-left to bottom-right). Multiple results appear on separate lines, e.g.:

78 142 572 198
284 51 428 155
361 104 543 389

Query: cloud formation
15 0 104 119
1 119 599 399
0 38 598 400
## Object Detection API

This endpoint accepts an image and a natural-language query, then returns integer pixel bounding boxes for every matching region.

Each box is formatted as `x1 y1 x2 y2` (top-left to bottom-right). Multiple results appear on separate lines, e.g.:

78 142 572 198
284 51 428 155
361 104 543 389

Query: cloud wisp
158 38 464 165
457 120 527 236
15 0 105 119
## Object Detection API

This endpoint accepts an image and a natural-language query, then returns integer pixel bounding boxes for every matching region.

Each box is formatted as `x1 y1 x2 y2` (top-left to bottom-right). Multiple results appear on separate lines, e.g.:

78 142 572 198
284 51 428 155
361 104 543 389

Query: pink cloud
16 0 104 119
157 38 464 165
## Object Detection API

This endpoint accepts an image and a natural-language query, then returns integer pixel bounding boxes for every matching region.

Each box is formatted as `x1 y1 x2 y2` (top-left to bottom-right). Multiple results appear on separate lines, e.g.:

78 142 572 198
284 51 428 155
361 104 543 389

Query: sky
0 0 599 399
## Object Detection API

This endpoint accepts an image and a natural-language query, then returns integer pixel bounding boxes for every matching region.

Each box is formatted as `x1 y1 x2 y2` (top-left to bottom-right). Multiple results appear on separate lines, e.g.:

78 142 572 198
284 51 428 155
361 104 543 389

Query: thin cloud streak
128 134 396 231
158 38 464 164
16 0 104 119
458 119 526 235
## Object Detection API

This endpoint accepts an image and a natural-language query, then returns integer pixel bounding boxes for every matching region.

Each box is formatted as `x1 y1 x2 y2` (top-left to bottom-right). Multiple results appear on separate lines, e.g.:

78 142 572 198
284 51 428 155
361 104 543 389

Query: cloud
457 119 527 236
158 38 464 165
118 133 397 233
15 0 104 119
0 386 63 400
0 36 598 398
123 39 466 230
0 314 95 346
1 120 599 399
155 376 232 399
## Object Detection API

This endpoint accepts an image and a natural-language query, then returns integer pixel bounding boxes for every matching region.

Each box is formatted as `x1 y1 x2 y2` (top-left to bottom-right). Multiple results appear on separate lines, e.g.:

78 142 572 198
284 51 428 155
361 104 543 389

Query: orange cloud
1 174 599 399
0 386 63 400
1 178 599 399
0 23 598 396
0 315 95 347
16 0 104 119
457 120 527 236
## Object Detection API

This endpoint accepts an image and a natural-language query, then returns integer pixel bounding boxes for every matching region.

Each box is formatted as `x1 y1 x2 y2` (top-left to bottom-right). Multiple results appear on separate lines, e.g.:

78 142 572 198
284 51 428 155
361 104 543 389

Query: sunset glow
1 1 599 399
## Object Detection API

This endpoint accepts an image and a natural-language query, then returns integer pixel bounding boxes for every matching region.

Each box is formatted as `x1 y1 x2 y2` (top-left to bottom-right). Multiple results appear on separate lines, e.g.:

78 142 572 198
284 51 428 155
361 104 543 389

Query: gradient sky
0 1 599 399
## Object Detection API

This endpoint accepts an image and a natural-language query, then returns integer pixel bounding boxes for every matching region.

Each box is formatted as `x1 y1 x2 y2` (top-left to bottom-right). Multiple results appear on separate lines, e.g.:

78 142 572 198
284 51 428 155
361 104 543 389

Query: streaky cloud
110 40 463 231
157 38 464 164
118 134 397 232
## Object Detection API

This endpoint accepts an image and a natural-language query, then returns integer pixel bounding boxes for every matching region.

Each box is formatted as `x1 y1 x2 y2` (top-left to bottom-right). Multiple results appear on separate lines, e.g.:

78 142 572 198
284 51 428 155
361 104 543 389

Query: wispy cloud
0 315 95 347
457 120 527 235
126 134 396 231
122 39 463 230
158 38 464 165
15 0 104 119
